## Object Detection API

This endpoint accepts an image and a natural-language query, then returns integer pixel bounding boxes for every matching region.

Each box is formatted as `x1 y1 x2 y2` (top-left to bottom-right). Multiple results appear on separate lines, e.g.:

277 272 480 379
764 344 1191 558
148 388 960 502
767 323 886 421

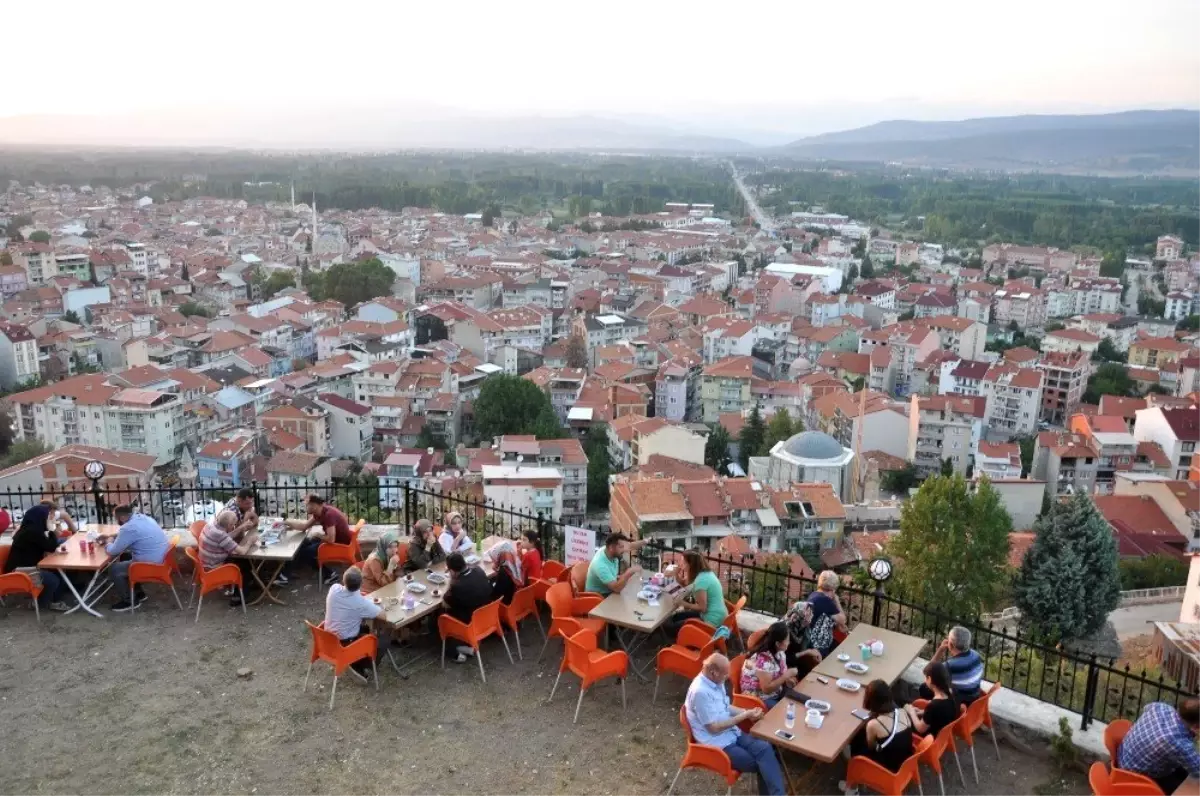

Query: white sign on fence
564 525 597 566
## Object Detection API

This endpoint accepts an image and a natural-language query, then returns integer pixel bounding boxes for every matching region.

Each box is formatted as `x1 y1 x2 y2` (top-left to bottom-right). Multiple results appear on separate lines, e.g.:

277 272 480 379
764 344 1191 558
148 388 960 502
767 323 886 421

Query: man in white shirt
323 567 384 677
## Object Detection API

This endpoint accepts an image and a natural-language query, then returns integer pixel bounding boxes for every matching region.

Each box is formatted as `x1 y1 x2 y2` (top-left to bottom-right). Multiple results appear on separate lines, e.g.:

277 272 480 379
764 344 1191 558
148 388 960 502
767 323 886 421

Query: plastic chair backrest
306 620 345 665
730 654 747 695
394 543 409 569
0 545 9 572
508 583 536 617
570 561 589 593
726 594 747 619
1087 761 1165 796
745 628 766 651
184 545 202 576
963 690 990 733
0 571 37 598
469 599 501 636
678 703 695 739
564 628 597 675
162 534 180 565
546 581 573 617
189 520 206 540
542 560 568 581
1103 718 1131 763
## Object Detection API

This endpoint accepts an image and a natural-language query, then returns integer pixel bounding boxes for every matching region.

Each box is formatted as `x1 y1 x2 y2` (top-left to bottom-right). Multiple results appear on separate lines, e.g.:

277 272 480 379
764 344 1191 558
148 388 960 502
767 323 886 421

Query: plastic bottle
784 701 796 730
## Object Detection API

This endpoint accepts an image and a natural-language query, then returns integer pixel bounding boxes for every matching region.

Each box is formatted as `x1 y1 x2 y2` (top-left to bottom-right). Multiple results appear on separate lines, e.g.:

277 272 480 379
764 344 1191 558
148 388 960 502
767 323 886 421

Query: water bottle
784 701 795 730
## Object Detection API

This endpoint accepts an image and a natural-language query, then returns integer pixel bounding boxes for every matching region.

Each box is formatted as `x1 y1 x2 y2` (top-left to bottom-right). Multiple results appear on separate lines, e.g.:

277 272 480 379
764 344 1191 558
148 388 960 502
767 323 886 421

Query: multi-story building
655 360 701 423
495 435 589 523
579 312 649 361
0 323 40 390
1042 328 1102 357
906 394 985 477
1129 336 1193 369
979 364 1044 439
11 242 57 285
975 441 1023 480
1065 313 1139 352
607 415 707 471
700 356 755 423
916 316 986 361
196 429 259 487
993 285 1047 330
257 399 330 456
1156 235 1184 260
0 264 29 297
481 464 563 519
314 393 373 461
1164 291 1198 322
1036 351 1090 425
1134 406 1199 480
420 272 503 310
809 389 910 462
1034 415 1172 498
1062 278 1122 317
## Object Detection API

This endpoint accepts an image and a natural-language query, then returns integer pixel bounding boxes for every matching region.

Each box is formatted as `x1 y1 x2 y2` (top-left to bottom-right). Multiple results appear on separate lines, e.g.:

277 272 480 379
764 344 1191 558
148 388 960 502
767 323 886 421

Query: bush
1118 554 1189 590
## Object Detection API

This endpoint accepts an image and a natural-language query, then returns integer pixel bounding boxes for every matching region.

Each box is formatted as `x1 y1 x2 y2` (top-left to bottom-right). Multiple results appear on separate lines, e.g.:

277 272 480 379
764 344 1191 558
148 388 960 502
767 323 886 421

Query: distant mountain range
781 110 1200 174
0 107 1196 174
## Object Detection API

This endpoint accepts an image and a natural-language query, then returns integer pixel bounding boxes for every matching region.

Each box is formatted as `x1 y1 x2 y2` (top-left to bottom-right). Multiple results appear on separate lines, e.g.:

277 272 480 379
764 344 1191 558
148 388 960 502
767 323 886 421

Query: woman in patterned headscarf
483 539 522 604
360 531 401 594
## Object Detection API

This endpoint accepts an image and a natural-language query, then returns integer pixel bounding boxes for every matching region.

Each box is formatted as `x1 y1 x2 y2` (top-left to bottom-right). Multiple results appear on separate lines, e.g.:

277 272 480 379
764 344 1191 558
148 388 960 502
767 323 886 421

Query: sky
6 0 1199 141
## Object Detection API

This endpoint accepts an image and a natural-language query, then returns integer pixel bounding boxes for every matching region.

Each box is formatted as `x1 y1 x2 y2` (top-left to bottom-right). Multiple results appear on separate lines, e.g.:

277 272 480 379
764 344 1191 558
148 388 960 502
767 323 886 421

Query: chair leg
372 658 379 691
652 675 660 704
537 633 555 663
329 675 338 710
130 586 136 613
952 747 966 786
513 625 524 661
937 770 945 796
33 597 40 622
534 611 545 639
969 745 979 784
303 660 313 692
549 668 563 701
441 638 447 669
194 593 203 623
573 686 587 724
989 725 1000 759
499 630 514 664
170 583 183 611
476 647 486 684
239 586 246 615
917 772 924 796
621 678 627 711
667 767 683 795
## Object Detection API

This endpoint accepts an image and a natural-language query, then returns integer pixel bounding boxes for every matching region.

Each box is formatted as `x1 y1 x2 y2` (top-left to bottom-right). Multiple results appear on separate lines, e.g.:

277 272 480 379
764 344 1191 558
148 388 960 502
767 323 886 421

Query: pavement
1109 601 1183 638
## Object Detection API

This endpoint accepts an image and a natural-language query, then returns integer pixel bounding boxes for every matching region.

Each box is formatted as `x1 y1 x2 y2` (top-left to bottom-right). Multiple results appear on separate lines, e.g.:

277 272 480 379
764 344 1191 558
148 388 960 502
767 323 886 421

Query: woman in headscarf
404 519 445 572
482 539 522 604
3 503 71 611
360 531 401 594
438 511 475 554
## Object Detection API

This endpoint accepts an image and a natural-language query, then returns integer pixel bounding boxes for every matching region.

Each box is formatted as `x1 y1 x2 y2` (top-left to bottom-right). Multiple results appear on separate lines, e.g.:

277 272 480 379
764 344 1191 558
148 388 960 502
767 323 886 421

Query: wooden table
588 580 676 682
231 527 304 606
812 623 929 686
750 623 927 792
37 524 119 618
1175 777 1199 795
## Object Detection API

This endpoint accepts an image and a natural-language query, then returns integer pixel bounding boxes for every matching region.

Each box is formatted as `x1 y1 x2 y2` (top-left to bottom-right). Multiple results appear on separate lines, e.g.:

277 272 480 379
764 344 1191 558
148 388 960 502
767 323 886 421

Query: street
729 162 775 233
1110 601 1183 639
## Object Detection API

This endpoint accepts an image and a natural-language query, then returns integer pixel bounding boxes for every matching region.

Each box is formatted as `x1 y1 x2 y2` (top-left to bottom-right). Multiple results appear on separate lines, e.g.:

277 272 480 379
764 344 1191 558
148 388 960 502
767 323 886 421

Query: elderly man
683 653 784 796
585 532 649 596
98 504 170 612
324 567 384 678
924 625 984 704
224 488 259 537
1118 698 1199 794
198 510 261 606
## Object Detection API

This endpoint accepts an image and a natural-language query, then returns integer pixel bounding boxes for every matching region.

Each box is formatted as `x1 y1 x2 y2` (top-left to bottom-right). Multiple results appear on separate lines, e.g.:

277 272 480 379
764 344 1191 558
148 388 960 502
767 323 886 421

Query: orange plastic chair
1088 762 1164 796
548 629 628 724
129 533 184 612
915 704 967 795
669 703 743 796
653 622 723 703
1103 719 1131 764
537 581 606 662
745 628 766 652
846 734 933 796
184 546 245 623
954 681 1002 782
393 542 409 571
0 569 43 621
542 559 568 582
317 523 363 579
680 595 746 653
438 598 513 683
499 583 545 660
189 520 206 543
302 620 379 710
569 560 589 594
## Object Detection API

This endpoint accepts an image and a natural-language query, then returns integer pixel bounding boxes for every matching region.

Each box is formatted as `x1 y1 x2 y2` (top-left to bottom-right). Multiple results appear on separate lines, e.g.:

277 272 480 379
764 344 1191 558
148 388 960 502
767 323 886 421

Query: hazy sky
7 0 1198 131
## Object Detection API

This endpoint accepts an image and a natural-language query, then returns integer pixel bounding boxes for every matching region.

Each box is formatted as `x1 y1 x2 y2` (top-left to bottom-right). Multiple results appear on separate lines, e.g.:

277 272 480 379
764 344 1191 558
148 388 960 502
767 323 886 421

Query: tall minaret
290 181 295 211
311 191 318 251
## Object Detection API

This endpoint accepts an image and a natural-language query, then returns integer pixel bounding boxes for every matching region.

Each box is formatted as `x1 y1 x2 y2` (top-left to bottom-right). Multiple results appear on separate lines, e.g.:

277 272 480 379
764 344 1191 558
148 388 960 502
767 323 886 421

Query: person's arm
757 664 798 695
679 586 708 614
906 704 929 736
105 527 134 556
699 689 759 733
829 592 848 629
607 563 643 593
1169 728 1200 778
931 640 950 663
232 532 257 556
59 512 78 534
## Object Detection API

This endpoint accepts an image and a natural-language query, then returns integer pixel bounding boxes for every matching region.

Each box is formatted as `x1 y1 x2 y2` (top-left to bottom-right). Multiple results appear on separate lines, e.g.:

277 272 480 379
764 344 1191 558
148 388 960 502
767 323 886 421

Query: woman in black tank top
850 679 919 772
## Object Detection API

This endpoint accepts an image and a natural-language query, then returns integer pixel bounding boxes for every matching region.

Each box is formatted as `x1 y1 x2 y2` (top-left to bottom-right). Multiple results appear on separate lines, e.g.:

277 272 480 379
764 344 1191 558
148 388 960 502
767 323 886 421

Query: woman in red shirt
517 529 543 584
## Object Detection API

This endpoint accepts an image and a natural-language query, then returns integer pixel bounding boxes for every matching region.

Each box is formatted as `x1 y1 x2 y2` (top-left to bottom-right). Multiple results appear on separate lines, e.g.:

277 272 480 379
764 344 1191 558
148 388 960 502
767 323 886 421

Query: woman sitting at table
403 520 445 572
664 550 727 640
911 661 958 739
849 680 920 774
483 539 522 604
739 621 818 709
361 532 401 594
803 570 848 659
438 511 475 555
2 503 71 612
517 530 543 584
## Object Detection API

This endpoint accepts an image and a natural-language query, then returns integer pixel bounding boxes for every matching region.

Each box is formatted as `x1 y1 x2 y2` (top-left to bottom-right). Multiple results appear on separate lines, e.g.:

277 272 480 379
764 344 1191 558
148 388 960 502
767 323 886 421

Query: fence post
90 474 106 524
871 583 885 627
250 480 260 518
1081 654 1100 731
403 482 412 531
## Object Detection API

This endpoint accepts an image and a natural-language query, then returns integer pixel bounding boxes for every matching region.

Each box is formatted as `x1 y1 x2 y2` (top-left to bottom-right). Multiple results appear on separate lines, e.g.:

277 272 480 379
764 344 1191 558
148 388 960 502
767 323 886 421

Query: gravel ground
0 578 1088 795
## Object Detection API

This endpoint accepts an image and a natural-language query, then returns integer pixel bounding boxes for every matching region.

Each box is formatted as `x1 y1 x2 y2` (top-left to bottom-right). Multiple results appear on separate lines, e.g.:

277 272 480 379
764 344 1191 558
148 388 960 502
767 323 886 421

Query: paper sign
564 525 596 566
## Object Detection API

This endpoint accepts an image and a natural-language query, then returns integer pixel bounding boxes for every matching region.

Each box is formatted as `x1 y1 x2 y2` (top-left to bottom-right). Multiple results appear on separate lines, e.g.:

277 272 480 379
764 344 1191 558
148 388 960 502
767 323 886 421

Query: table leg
613 627 658 683
245 560 288 606
60 568 106 618
385 631 433 679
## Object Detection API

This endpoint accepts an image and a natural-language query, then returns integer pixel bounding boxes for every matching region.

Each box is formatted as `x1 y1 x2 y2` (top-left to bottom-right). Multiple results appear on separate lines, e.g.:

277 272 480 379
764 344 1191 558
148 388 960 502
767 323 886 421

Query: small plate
464 555 481 565
845 661 870 674
804 699 831 713
836 678 861 692
427 572 448 584
406 582 427 593
837 653 850 662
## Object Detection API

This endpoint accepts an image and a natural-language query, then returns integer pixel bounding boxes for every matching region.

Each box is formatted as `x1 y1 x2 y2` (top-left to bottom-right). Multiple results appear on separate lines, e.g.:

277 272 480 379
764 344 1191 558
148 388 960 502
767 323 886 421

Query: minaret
290 181 295 211
312 192 318 244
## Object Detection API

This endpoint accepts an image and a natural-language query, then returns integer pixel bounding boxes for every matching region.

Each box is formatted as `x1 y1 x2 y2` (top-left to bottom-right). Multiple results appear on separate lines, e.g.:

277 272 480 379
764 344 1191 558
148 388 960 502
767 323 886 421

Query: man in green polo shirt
585 532 648 595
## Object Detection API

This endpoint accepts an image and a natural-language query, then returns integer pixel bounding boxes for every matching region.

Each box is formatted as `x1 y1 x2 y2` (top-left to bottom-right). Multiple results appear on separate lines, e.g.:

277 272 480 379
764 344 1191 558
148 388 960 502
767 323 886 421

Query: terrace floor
0 578 1089 795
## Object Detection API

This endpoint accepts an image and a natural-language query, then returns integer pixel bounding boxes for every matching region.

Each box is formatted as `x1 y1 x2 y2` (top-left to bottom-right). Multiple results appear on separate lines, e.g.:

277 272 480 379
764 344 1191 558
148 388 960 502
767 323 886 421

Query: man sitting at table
199 510 261 606
443 551 493 664
324 566 384 678
224 488 259 536
287 494 351 585
684 653 784 796
923 625 984 704
1118 698 1199 795
585 532 648 596
99 504 170 612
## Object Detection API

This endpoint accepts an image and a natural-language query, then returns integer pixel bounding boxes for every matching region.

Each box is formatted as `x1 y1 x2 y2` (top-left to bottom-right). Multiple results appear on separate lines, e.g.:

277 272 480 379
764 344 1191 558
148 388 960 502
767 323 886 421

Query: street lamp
867 556 892 626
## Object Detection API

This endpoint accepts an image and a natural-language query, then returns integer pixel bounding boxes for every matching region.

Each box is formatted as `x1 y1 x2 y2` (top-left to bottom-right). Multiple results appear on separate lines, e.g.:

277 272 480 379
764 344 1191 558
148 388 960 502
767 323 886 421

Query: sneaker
134 591 148 606
229 592 246 608
111 599 136 612
47 601 71 612
323 570 340 586
838 781 860 796
273 573 289 586
453 653 469 664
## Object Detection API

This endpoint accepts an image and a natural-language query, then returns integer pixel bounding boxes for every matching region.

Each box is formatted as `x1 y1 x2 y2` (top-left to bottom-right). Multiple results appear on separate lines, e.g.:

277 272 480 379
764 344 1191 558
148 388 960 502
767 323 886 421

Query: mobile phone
851 708 871 721
774 729 794 741
815 676 830 685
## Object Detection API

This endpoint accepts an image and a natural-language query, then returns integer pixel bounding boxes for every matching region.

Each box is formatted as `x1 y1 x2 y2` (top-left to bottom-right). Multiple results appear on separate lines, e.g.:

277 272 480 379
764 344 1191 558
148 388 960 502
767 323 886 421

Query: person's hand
744 708 763 721
937 638 950 653
630 564 643 574
785 667 799 679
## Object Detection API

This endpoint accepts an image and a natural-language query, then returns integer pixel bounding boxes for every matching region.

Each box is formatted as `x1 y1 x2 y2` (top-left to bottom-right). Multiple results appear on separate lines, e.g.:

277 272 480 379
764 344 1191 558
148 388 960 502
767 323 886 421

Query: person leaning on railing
924 626 984 705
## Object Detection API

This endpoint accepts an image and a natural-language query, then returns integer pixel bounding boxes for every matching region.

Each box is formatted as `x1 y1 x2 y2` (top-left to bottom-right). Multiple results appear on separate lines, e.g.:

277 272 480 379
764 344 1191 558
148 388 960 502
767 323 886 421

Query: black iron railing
1 479 1188 729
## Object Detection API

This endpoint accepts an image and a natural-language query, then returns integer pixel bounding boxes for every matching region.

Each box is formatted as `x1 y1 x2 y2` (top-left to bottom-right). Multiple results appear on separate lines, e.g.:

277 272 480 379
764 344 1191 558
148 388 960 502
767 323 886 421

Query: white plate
464 555 481 565
837 653 850 662
406 582 427 593
426 572 448 584
836 678 861 692
804 699 831 713
845 661 870 674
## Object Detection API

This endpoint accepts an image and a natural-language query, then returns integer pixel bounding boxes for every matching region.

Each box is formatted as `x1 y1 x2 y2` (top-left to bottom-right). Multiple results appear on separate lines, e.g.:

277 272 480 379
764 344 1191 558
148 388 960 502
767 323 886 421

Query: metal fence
3 479 1190 729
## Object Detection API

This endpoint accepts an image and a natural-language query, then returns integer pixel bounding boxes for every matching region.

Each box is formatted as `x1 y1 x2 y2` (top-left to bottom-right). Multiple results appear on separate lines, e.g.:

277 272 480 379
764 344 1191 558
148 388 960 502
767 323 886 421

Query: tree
1138 294 1165 318
204 227 222 236
889 475 1013 616
61 310 81 325
1099 250 1125 279
0 251 10 266
415 424 445 451
179 301 211 318
0 439 50 470
262 271 296 300
1118 554 1189 590
1013 492 1121 643
762 410 797 457
1083 362 1134 404
180 262 189 282
880 464 919 495
859 254 875 279
88 261 99 286
307 258 395 307
1092 338 1126 364
584 423 613 510
940 458 954 477
845 264 859 287
564 333 589 370
705 424 733 473
1178 314 1200 332
29 230 51 244
1015 435 1035 477
473 374 562 441
738 406 765 470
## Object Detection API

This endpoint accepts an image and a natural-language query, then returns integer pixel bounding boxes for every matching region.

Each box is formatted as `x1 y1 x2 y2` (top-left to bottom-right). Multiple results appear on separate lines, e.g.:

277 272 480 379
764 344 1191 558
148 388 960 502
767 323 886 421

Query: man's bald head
702 652 730 683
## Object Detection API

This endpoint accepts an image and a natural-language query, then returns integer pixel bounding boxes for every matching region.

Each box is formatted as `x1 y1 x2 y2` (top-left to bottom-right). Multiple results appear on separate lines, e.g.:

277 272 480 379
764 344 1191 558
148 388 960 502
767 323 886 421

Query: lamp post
85 460 107 524
868 556 893 627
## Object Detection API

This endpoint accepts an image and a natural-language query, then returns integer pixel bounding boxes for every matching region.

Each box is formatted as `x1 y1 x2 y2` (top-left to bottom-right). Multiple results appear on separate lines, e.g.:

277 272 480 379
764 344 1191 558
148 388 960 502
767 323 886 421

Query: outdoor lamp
868 556 893 584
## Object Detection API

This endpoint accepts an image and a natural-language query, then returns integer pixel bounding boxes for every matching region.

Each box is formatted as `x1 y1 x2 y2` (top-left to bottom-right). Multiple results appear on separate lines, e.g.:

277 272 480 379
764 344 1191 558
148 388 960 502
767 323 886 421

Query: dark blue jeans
724 733 785 796
38 570 67 607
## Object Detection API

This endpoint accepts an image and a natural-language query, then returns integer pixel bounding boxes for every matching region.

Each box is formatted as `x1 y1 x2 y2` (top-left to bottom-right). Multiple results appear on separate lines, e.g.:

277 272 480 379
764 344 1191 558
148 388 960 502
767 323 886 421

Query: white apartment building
0 323 40 389
975 441 1023 480
1164 291 1197 322
315 393 373 461
1134 407 1199 480
481 464 564 519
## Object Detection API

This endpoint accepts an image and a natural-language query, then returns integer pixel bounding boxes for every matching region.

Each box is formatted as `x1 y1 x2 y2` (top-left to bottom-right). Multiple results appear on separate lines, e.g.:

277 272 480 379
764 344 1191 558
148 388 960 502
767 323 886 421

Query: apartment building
993 286 1047 330
257 399 331 456
1034 415 1171 498
702 318 762 364
906 394 985 478
11 242 57 285
1042 328 1101 357
496 435 589 523
1134 406 1199 480
0 323 40 389
1156 235 1184 260
420 272 503 310
1129 336 1193 369
1036 351 1090 425
1065 313 1139 352
700 355 755 423
857 323 940 395
1059 279 1122 318
1164 291 1198 322
916 316 986 360
314 393 373 460
607 415 706 471
580 312 649 363
655 360 701 423
975 441 1023 480
810 389 910 461
979 364 1043 438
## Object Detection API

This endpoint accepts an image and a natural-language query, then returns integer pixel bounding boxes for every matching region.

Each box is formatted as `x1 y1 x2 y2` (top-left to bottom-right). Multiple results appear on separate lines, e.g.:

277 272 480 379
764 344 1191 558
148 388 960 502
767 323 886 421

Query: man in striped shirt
922 625 984 704
199 511 259 606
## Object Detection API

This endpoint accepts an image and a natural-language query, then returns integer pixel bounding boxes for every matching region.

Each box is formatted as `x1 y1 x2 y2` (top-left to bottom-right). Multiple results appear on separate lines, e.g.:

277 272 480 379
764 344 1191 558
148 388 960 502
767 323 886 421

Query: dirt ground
0 578 1089 795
